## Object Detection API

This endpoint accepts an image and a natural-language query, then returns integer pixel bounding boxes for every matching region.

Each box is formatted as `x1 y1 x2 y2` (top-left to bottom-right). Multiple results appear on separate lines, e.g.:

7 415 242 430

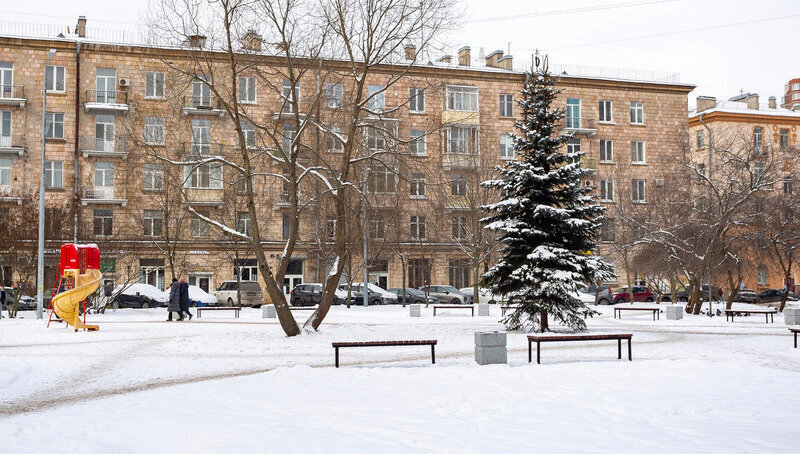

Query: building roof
689 100 800 120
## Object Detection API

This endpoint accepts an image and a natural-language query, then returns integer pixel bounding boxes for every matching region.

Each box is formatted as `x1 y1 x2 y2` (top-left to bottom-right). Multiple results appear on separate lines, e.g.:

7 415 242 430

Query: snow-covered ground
2 302 799 453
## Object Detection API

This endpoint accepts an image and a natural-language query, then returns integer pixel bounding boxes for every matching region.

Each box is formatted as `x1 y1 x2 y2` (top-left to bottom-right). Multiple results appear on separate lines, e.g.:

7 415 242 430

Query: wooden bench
331 340 437 368
501 305 522 316
527 333 633 364
196 306 240 318
432 305 474 317
613 306 661 321
725 309 777 323
790 327 800 348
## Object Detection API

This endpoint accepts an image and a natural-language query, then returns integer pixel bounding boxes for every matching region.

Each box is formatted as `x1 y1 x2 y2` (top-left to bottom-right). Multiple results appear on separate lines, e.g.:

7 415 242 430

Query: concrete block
665 305 683 320
475 331 507 347
476 303 490 316
263 304 276 319
409 304 421 317
475 346 507 365
784 307 800 325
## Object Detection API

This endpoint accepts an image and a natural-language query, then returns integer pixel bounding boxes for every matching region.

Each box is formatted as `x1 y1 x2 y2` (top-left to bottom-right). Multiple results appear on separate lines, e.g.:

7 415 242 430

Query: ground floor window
188 274 212 293
757 265 768 287
408 259 430 289
139 258 165 290
234 259 258 282
368 259 389 289
448 259 470 289
283 259 304 294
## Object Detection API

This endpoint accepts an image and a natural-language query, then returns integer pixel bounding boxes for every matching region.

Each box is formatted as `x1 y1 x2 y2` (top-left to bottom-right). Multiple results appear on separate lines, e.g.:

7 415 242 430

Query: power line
469 0 679 24
0 10 140 26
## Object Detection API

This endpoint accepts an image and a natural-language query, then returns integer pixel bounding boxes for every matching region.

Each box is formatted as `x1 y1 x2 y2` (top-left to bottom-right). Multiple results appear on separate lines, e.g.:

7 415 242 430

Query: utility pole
699 112 713 317
362 167 370 307
37 48 57 319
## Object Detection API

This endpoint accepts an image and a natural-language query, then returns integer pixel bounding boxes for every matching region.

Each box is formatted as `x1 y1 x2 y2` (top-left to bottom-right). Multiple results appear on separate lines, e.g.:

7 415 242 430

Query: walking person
168 278 183 321
179 277 192 320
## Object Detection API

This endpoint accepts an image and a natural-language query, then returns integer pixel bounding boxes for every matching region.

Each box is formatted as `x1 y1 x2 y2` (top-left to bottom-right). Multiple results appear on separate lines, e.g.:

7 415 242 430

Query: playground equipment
48 244 101 331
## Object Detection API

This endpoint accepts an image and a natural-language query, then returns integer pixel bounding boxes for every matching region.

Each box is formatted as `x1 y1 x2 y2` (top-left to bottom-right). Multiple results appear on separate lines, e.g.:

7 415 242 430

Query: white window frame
143 163 164 191
445 126 479 154
566 98 581 128
367 166 397 194
445 85 478 112
451 216 467 239
144 117 164 145
326 82 343 108
499 134 514 159
184 162 223 189
754 127 764 155
450 173 467 196
237 212 251 235
599 100 613 123
93 209 113 236
696 129 705 149
238 76 256 104
282 79 299 113
0 157 10 186
410 215 426 239
630 101 644 125
145 71 165 99
599 139 613 162
410 173 426 199
600 179 614 202
632 179 646 203
191 216 210 238
325 127 344 153
44 112 64 139
241 121 257 149
499 93 513 117
45 65 66 92
631 141 646 164
409 129 426 156
143 210 163 237
44 160 63 188
365 127 386 150
409 87 425 113
367 85 385 113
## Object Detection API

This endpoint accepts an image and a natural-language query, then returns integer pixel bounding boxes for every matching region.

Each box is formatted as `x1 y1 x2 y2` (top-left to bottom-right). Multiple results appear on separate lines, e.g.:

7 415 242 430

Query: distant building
782 78 800 110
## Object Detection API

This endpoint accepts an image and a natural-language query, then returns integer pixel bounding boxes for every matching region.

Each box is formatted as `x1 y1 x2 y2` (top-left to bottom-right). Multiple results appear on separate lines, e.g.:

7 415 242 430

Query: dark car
110 292 162 309
732 289 757 303
290 283 346 306
1 289 37 311
755 289 800 304
387 287 440 305
338 284 398 305
613 286 655 304
661 285 722 302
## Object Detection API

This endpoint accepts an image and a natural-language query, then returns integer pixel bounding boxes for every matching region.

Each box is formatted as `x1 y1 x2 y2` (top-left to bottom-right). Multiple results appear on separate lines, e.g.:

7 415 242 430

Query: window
753 162 765 180
566 98 581 128
192 119 211 155
599 139 613 162
143 163 163 191
410 173 426 198
369 216 385 239
446 85 478 111
631 141 645 164
145 71 164 98
630 102 644 124
601 218 615 242
697 163 706 181
780 129 789 149
793 93 800 101
93 209 113 236
326 82 343 108
452 216 467 239
499 94 513 117
191 213 210 238
754 127 764 154
44 112 64 139
446 126 479 154
600 179 614 202
632 179 646 203
93 114 115 152
143 210 163 237
500 134 514 159
0 158 10 185
184 163 222 189
757 265 768 286
282 79 299 113
368 85 385 113
410 215 426 239
237 212 251 235
450 173 466 196
282 213 291 240
784 178 793 194
45 65 65 92
566 137 581 159
94 162 115 187
44 160 63 188
794 83 800 91
95 68 117 103
144 117 164 145
409 88 425 113
409 130 426 155
408 259 430 289
599 100 612 122
365 127 386 150
325 217 337 239
238 76 256 103
0 110 9 145
282 123 296 154
241 121 257 149
448 259 470 288
696 129 705 149
368 166 396 193
192 74 211 107
325 127 343 153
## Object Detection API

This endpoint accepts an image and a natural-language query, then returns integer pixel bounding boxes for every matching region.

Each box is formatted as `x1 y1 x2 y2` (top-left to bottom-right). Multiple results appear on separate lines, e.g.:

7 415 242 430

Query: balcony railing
80 186 127 206
182 96 225 116
182 142 225 156
86 89 128 105
559 117 597 136
81 136 129 157
0 85 26 106
0 133 25 155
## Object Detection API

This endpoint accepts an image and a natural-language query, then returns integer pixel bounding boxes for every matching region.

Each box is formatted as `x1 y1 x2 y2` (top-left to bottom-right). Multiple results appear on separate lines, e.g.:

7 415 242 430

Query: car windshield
440 285 460 293
406 288 424 296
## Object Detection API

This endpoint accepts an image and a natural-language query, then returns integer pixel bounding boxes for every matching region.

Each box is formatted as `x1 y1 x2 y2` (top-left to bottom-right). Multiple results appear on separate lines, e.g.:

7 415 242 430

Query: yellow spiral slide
52 268 102 331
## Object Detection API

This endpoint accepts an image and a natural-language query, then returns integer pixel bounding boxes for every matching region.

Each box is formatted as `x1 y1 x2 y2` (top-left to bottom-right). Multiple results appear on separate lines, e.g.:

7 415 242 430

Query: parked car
214 281 263 307
755 288 800 304
661 285 724 302
110 283 168 309
290 283 347 306
587 285 614 305
1 289 37 311
188 285 218 307
418 285 471 304
339 283 398 305
387 287 440 305
459 287 499 304
731 288 757 303
612 286 655 304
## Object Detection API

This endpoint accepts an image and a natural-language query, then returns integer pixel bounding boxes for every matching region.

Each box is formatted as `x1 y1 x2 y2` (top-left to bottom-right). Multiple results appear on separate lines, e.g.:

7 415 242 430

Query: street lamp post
37 48 57 319
362 167 370 307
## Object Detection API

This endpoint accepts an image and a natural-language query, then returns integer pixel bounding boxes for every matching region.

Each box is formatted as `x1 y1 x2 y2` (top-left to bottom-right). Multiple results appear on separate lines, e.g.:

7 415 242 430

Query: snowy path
2 304 799 452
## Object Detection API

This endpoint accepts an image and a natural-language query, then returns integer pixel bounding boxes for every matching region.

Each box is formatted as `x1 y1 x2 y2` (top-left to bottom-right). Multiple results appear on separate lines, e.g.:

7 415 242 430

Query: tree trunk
780 270 792 312
669 275 678 305
725 269 738 310
401 259 407 308
690 279 703 315
473 256 480 305
539 308 549 333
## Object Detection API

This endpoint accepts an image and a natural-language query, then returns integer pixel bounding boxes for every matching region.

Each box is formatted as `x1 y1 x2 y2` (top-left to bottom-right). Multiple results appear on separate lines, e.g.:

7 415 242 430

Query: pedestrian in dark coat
179 277 192 320
168 278 182 321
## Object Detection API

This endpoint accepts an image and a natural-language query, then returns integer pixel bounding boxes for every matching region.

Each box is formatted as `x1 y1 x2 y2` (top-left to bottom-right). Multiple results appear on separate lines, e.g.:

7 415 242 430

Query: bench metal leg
537 341 541 364
795 332 798 348
431 344 436 364
628 338 632 361
335 347 339 368
528 339 532 363
618 339 622 359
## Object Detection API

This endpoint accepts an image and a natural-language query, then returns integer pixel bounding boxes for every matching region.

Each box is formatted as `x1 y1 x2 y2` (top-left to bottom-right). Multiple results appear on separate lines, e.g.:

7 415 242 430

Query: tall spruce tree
481 62 614 332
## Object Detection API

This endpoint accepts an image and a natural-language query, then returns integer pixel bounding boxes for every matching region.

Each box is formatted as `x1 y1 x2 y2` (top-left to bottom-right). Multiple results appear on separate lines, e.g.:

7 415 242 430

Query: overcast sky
2 0 797 108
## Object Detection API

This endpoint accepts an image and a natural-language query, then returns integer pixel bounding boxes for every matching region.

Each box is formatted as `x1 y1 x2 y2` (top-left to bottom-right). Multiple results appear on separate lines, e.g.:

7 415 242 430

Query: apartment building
782 78 800 110
0 18 693 298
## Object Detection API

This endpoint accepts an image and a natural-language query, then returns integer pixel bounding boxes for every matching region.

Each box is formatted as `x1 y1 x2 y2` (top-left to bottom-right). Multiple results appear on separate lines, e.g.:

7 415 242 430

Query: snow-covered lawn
2 303 799 453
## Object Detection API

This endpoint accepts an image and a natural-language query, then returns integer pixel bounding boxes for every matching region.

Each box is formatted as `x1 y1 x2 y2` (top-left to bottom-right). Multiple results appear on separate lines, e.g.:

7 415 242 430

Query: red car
613 285 655 303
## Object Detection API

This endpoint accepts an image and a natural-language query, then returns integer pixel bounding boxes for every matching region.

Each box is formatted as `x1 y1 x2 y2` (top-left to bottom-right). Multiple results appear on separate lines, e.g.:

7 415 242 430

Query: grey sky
2 0 797 108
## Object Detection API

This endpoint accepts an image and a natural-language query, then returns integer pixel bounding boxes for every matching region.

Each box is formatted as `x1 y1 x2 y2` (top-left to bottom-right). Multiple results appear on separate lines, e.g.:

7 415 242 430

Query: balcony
182 96 225 117
80 186 127 206
442 109 480 126
273 192 291 209
182 142 225 157
0 186 23 205
581 156 597 172
441 153 480 171
185 188 224 207
84 90 129 114
0 85 26 107
559 117 597 136
0 133 25 157
81 137 129 158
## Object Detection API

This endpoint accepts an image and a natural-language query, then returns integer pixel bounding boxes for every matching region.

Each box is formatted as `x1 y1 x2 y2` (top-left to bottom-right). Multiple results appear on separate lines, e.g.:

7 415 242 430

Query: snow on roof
689 100 800 119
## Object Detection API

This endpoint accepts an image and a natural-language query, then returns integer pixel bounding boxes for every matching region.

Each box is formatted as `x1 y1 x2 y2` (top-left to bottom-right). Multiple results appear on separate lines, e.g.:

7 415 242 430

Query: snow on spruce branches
481 64 614 332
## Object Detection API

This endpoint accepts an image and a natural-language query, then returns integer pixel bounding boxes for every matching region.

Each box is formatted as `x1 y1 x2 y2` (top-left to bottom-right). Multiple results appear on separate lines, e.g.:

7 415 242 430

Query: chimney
746 94 759 110
242 30 262 52
437 55 452 64
457 46 471 66
76 16 87 38
696 96 717 112
497 54 513 70
404 43 417 61
485 50 503 68
768 96 777 109
187 34 207 48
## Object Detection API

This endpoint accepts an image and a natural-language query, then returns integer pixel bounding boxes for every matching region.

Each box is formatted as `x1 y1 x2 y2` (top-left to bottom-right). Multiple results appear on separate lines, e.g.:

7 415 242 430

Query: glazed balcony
0 85 26 107
84 90 130 114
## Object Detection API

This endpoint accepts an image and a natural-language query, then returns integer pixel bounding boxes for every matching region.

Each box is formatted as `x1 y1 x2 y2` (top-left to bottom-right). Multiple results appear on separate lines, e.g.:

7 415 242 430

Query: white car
214 281 263 307
188 285 219 307
341 282 399 305
460 287 501 304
